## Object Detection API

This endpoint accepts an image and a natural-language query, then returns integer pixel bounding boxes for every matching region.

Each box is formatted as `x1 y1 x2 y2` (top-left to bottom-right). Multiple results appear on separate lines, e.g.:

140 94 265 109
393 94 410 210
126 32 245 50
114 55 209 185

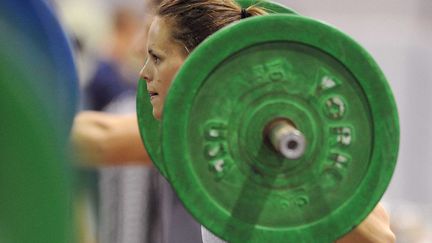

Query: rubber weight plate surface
162 15 399 242
137 0 297 179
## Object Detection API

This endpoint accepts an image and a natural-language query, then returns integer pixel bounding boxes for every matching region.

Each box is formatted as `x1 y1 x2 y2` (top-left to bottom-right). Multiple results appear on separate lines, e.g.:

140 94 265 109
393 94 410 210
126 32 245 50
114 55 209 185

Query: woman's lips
148 91 158 100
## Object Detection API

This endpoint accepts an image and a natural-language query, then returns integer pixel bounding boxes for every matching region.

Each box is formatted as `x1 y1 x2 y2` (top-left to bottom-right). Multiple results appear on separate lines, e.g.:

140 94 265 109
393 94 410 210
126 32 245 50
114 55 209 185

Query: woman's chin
152 109 162 121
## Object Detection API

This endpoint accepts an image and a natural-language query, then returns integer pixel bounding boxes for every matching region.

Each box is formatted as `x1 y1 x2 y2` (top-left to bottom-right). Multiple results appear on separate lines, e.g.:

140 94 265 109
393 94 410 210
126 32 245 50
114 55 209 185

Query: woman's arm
71 111 150 166
336 203 395 243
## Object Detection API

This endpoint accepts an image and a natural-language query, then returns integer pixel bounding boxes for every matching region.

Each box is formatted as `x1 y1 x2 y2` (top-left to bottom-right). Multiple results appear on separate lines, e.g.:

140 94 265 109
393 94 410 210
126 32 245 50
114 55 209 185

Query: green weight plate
162 15 399 242
137 78 168 177
136 1 298 179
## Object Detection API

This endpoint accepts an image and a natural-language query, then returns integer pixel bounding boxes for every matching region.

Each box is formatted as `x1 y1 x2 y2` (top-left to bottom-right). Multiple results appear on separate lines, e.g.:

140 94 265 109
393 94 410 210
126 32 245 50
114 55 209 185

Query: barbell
136 1 399 242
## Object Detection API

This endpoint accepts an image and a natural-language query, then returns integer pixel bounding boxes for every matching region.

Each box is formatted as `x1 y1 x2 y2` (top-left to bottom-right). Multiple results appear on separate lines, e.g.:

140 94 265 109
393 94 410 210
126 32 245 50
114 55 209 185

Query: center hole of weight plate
265 118 306 159
287 140 298 150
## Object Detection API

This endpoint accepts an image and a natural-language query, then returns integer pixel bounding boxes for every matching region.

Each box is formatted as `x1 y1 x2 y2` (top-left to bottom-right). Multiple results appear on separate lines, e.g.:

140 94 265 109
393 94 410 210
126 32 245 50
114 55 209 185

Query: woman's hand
71 111 150 166
337 203 395 243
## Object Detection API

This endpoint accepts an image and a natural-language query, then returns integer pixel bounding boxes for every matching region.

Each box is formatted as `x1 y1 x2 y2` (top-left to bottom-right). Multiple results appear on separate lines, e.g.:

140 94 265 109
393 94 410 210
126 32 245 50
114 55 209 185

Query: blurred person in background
73 5 148 167
85 7 140 112
70 0 202 242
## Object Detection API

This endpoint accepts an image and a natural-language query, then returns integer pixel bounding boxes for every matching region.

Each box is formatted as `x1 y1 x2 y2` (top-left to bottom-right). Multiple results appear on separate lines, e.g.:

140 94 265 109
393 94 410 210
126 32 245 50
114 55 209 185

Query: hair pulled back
157 0 267 52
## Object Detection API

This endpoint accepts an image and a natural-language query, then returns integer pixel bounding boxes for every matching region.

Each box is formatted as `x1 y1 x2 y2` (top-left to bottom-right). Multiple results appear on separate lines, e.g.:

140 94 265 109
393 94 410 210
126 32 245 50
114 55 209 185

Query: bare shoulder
336 203 395 243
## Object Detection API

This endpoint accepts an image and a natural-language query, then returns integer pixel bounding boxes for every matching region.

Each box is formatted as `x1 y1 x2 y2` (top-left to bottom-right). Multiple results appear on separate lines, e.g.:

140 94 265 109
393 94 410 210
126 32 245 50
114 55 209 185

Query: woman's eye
152 54 161 65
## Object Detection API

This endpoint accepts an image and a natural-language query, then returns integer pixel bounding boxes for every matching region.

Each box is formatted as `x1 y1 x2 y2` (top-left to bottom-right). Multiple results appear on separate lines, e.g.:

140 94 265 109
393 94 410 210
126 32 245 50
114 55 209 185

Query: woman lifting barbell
139 0 395 242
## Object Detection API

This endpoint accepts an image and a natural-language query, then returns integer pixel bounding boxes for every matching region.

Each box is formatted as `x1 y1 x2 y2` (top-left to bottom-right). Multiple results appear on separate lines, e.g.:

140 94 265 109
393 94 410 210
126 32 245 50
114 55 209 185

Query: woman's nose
139 57 151 82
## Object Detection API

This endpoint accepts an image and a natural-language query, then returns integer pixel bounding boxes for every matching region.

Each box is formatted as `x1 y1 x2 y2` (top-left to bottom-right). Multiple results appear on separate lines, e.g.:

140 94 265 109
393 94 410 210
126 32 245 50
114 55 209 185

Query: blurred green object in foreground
0 0 78 242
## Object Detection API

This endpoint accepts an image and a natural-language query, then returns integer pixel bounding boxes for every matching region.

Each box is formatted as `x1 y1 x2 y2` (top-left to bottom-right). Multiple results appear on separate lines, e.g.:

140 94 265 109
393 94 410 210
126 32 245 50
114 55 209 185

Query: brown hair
157 0 267 52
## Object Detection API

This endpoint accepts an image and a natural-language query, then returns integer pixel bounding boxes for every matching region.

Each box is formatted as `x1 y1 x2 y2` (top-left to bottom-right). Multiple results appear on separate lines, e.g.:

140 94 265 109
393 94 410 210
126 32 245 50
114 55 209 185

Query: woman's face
140 16 186 120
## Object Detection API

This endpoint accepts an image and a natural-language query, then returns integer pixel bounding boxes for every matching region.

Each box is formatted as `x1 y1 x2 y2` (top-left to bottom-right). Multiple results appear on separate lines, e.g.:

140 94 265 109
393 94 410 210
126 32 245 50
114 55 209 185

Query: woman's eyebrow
148 48 165 57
